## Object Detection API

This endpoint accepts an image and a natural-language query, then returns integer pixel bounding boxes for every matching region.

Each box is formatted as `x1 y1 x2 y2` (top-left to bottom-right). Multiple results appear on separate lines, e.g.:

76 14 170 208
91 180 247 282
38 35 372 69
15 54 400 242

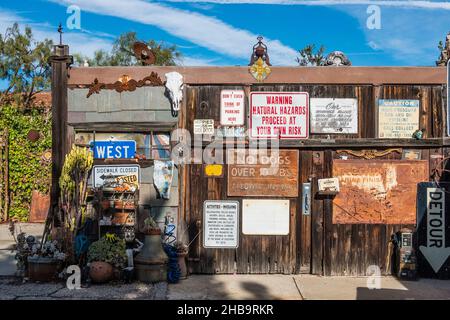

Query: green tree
74 32 181 66
0 23 53 108
296 44 326 66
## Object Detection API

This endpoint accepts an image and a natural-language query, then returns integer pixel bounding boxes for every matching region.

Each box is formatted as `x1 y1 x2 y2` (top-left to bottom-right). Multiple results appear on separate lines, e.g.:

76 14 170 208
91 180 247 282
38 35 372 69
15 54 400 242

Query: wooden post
48 45 73 224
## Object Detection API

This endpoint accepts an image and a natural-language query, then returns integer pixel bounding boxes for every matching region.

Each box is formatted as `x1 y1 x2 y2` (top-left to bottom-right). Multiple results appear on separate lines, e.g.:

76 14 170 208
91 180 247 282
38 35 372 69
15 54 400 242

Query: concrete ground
0 274 449 300
0 223 44 277
166 274 450 300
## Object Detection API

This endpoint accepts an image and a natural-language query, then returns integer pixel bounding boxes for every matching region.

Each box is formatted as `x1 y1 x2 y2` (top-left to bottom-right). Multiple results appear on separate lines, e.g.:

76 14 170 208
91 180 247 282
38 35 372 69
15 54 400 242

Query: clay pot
89 261 113 283
112 212 134 225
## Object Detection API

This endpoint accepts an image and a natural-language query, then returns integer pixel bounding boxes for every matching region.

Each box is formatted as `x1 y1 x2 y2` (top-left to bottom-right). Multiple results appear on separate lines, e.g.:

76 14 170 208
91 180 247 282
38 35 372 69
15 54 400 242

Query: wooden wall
180 84 448 275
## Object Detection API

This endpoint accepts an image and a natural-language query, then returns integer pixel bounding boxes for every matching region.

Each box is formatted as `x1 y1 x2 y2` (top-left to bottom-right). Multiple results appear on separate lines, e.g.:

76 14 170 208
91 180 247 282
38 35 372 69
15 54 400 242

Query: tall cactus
59 145 93 261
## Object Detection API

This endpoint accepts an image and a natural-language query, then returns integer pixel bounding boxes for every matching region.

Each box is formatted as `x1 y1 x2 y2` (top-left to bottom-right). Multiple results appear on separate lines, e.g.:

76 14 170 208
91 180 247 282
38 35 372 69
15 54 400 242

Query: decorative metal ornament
248 36 272 82
436 32 450 66
133 42 156 66
336 148 402 160
86 72 163 98
324 51 351 66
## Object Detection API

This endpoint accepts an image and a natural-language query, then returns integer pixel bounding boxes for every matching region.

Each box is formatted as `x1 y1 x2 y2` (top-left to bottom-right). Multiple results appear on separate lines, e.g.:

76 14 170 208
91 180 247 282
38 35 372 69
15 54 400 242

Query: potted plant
143 216 161 235
87 233 127 283
9 220 66 281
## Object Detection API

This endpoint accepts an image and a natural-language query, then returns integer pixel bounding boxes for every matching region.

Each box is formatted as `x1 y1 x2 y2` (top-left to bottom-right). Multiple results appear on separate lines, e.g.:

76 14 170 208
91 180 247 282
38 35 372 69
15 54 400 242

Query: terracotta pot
112 212 134 225
89 261 113 283
114 200 135 210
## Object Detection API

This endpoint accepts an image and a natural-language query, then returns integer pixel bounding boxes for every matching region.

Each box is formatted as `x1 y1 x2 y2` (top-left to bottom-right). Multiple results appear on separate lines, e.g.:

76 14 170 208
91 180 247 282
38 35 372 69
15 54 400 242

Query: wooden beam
68 66 447 86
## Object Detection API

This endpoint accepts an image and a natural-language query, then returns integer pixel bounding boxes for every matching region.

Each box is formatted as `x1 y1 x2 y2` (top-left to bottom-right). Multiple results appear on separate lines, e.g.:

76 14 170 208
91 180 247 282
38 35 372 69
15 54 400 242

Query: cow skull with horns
164 72 184 117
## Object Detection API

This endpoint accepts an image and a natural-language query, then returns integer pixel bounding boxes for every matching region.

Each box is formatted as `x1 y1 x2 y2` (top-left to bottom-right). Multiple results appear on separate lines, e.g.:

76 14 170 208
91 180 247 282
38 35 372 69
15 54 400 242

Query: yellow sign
204 164 223 177
249 57 271 82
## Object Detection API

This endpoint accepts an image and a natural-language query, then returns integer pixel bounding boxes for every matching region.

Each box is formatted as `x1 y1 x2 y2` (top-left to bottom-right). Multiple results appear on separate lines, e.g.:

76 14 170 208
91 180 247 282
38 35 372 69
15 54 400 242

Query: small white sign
310 98 358 134
203 200 239 248
220 90 245 126
378 99 419 138
193 119 215 135
242 199 289 235
318 178 340 192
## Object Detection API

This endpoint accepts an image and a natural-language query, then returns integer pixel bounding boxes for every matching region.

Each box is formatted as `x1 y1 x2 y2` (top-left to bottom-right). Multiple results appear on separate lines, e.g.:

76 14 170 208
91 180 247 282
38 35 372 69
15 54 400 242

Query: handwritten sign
250 92 309 139
92 165 140 190
220 90 245 126
378 99 419 138
310 98 358 134
227 149 299 197
203 200 239 248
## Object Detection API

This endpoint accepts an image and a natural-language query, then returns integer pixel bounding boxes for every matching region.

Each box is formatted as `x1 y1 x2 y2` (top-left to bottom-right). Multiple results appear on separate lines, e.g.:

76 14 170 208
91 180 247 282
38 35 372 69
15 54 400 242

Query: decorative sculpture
436 32 450 66
324 51 351 66
248 36 272 82
86 72 163 98
164 71 184 117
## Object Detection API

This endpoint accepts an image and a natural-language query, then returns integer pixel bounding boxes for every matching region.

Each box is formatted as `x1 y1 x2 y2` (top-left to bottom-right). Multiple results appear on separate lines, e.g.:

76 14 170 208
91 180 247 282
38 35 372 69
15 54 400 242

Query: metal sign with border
249 92 309 139
92 165 140 189
378 99 420 138
90 140 136 159
203 200 239 248
220 89 245 126
417 182 450 278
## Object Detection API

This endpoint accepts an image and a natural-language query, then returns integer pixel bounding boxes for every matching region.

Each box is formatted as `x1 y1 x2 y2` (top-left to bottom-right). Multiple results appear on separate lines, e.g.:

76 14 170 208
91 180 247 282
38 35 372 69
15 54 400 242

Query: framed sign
203 200 239 248
310 98 358 134
378 99 419 138
227 149 299 197
220 90 245 126
90 140 136 159
250 92 309 139
242 199 290 235
92 165 140 190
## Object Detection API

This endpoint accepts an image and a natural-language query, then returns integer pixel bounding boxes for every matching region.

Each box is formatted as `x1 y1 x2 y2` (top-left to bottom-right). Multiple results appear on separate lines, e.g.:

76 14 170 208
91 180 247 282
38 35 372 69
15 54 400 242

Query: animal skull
164 72 184 115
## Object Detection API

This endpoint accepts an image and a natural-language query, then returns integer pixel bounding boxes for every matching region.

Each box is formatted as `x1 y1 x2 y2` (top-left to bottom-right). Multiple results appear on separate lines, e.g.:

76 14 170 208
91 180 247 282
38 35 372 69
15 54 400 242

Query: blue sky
0 0 449 67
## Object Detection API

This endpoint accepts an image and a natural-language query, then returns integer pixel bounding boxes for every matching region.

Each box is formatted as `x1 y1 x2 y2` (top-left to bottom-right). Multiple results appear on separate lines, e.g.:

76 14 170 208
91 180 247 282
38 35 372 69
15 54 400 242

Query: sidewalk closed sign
91 140 136 159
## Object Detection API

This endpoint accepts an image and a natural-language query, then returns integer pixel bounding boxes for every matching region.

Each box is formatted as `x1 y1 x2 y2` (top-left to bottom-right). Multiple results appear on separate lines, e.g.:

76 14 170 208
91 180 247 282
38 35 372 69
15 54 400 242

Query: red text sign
220 90 245 126
250 92 309 139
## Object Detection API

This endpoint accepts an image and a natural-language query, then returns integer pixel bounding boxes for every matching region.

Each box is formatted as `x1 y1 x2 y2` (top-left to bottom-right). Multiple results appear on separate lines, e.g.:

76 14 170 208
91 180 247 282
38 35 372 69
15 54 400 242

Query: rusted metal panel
227 149 299 197
332 159 429 224
29 190 50 223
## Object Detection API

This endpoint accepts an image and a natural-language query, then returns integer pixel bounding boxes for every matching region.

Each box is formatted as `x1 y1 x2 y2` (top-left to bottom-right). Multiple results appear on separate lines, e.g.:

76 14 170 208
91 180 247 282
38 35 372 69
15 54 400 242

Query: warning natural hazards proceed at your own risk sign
250 92 309 139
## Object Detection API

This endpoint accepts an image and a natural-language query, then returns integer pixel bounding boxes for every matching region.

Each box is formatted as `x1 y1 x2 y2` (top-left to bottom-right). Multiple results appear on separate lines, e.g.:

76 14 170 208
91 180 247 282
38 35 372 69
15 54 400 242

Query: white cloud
164 0 450 10
49 0 299 65
178 56 219 66
0 7 112 58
